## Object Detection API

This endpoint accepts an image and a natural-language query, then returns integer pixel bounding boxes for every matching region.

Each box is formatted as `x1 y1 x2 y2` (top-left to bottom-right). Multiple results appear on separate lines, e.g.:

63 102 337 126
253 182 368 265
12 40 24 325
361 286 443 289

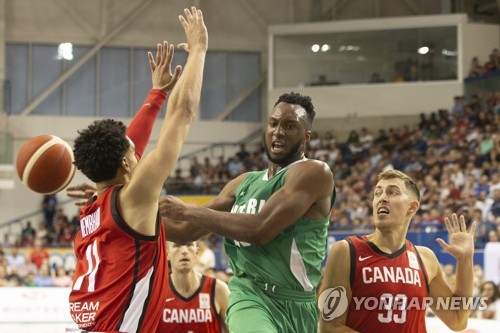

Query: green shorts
226 277 318 333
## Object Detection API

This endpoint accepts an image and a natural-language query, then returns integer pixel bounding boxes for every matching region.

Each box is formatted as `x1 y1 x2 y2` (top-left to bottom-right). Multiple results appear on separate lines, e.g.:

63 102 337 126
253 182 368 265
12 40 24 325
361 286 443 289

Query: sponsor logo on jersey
199 293 210 309
407 251 420 270
70 301 100 327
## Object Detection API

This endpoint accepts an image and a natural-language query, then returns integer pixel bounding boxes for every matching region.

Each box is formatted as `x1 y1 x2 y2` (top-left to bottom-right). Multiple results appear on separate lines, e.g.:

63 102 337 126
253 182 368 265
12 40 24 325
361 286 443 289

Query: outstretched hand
66 183 97 206
158 195 191 221
436 214 476 261
148 41 182 92
177 6 208 53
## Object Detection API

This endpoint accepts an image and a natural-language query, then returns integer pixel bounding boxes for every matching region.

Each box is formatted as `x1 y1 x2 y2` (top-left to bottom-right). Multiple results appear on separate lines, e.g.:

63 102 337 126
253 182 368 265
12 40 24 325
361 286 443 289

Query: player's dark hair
274 92 315 127
73 119 130 183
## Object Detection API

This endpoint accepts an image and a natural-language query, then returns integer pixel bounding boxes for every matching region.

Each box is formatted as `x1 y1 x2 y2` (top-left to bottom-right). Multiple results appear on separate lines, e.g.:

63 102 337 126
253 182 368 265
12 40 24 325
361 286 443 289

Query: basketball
16 134 76 194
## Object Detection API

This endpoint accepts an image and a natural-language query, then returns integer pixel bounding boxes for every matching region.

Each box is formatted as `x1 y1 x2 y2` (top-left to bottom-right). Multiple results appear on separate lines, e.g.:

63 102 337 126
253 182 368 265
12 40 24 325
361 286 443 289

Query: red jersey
345 236 429 333
69 185 168 333
157 275 221 333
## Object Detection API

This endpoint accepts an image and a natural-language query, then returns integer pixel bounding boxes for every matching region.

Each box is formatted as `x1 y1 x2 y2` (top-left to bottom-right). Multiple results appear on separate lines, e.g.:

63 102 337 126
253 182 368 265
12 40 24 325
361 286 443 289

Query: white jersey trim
290 238 314 292
262 157 307 181
119 266 154 333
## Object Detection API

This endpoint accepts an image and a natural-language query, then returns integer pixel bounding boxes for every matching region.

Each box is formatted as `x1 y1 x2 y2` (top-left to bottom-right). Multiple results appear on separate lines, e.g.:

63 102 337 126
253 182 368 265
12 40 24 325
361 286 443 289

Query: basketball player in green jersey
160 92 336 333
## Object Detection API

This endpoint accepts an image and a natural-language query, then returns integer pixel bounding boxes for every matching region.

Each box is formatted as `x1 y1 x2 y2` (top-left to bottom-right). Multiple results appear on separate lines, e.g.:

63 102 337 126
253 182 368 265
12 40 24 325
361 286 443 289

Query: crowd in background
468 48 500 78
0 82 499 319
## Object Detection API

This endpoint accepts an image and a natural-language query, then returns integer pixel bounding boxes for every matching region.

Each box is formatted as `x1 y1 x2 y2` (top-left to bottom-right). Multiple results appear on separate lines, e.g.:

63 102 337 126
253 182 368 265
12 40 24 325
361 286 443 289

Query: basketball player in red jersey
68 7 208 333
157 241 229 333
319 170 476 333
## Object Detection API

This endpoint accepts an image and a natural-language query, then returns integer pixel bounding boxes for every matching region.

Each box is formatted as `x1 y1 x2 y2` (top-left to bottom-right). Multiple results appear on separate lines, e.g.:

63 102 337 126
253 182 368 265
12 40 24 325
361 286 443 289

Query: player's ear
407 201 419 215
304 130 311 144
121 156 131 173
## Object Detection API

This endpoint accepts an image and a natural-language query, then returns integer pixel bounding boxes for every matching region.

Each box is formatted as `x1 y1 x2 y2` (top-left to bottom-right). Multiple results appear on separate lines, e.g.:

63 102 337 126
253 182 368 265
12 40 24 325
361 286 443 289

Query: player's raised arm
122 7 208 234
421 214 476 331
126 43 182 161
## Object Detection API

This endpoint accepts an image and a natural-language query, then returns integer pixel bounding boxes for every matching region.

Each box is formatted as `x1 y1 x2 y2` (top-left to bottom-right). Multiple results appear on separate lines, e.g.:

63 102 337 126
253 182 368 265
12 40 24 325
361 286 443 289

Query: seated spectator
21 221 36 245
195 238 216 273
1 233 14 248
52 265 73 287
0 265 8 286
6 246 26 275
468 57 484 77
473 265 484 297
472 281 500 319
33 262 55 287
30 238 49 271
490 188 500 218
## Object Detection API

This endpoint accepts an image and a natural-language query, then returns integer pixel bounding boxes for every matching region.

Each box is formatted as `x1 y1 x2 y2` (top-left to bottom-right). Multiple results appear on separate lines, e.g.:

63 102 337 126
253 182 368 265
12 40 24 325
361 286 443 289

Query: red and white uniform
157 275 221 333
69 185 168 333
345 236 429 333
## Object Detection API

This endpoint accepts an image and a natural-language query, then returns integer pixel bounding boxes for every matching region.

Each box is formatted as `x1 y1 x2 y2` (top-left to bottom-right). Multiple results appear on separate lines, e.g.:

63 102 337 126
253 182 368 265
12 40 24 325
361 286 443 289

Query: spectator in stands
52 265 73 287
57 226 75 247
33 262 55 287
474 175 491 196
451 95 466 117
487 230 499 243
235 143 250 163
0 264 8 286
21 221 36 245
36 221 49 245
468 57 484 78
189 156 203 179
490 188 500 218
195 238 216 273
472 281 499 319
5 246 26 275
166 168 187 194
308 131 322 150
23 272 37 287
30 238 49 271
359 127 373 153
472 265 484 297
42 194 57 231
6 272 23 286
1 233 14 248
227 156 243 178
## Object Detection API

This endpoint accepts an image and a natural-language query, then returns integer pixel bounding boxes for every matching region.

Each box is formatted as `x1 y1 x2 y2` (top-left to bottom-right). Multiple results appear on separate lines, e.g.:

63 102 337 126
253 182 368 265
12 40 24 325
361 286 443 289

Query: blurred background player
157 241 229 333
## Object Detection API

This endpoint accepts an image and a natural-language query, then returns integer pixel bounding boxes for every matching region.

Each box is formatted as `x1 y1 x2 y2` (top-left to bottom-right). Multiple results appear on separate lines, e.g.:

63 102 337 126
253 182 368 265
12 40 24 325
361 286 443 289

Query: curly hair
274 92 316 126
73 119 130 183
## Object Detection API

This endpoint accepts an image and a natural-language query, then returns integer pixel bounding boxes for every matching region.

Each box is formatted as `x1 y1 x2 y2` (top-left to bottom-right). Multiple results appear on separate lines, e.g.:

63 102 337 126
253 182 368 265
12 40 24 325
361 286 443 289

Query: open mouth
271 141 285 153
377 206 389 216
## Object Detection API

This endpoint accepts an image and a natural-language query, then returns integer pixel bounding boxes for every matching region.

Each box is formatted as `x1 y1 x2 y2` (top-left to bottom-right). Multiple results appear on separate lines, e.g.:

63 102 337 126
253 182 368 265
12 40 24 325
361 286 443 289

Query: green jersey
224 160 335 293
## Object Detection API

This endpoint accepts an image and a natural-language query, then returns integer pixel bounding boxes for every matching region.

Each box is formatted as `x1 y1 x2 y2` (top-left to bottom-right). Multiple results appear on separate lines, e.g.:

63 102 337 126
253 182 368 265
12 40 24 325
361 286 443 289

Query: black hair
73 119 130 183
274 92 315 127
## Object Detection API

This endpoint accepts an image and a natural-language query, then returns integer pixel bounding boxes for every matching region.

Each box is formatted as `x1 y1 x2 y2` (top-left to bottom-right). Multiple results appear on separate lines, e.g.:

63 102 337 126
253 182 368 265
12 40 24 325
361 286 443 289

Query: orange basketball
16 135 76 194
